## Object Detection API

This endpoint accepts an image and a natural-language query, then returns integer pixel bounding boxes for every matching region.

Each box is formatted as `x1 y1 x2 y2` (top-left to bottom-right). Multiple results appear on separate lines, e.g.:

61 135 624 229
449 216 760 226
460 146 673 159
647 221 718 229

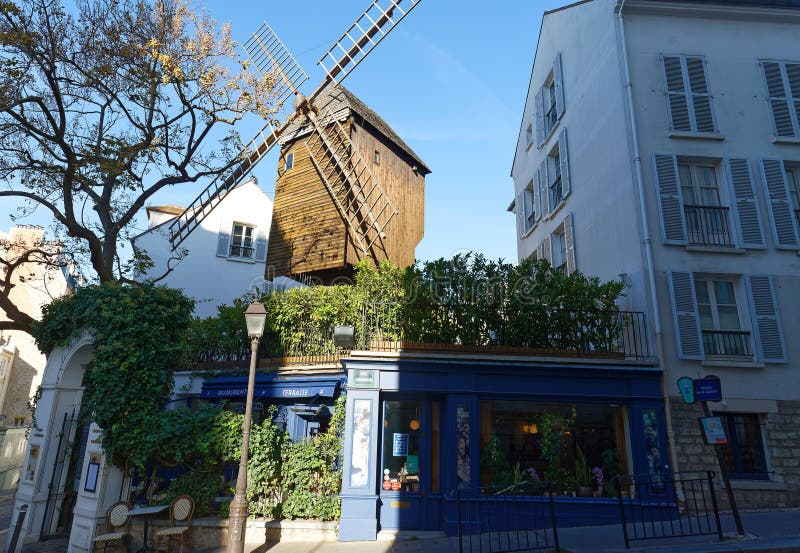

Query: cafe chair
154 495 195 553
92 501 132 553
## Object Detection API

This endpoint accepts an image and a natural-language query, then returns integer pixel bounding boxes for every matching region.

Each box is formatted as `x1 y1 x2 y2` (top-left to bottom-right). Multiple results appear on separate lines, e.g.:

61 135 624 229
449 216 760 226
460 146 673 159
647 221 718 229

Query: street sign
700 416 728 445
693 377 722 402
677 377 696 404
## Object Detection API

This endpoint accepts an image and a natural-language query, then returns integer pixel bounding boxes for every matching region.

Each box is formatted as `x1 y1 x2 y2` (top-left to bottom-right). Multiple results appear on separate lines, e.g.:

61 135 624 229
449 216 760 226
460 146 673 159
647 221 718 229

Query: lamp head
244 300 267 338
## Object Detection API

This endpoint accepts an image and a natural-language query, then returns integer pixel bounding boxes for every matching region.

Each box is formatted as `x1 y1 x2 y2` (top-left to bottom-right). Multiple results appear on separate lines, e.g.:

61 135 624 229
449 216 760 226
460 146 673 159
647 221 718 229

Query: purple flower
592 467 604 486
526 467 540 480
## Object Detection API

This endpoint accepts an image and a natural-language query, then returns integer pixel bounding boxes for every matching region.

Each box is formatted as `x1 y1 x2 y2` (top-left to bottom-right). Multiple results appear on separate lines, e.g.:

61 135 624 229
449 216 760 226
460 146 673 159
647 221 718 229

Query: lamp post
227 300 267 553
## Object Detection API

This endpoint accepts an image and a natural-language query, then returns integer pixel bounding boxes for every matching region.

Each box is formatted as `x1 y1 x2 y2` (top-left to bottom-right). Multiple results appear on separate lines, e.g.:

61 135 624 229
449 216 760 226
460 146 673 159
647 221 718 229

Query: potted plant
575 444 592 497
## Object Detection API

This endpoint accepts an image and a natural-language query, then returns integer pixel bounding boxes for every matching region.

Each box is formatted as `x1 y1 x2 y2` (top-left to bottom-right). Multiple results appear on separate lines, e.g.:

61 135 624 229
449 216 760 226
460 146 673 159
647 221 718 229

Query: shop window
718 413 768 480
431 401 440 494
478 400 628 496
382 400 421 493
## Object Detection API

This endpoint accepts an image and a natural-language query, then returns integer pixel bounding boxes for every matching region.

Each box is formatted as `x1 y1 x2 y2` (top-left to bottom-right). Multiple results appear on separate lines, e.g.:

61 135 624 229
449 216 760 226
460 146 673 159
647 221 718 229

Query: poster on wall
700 416 728 445
642 409 664 490
84 454 101 493
349 399 371 488
456 403 471 489
25 445 40 482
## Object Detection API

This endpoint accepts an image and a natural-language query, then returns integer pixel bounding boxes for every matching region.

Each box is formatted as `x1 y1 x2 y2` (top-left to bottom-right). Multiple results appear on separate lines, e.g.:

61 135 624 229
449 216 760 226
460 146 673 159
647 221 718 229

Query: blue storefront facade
338 352 666 541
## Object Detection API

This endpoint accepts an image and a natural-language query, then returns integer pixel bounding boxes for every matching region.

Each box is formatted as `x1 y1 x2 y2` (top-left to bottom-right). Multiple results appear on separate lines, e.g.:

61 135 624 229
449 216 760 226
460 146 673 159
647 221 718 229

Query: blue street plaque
693 377 722 402
677 377 695 404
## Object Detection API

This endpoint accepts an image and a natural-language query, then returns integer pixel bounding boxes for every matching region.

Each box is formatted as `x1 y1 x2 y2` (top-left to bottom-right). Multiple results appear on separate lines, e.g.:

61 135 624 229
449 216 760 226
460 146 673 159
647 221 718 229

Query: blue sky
2 0 566 264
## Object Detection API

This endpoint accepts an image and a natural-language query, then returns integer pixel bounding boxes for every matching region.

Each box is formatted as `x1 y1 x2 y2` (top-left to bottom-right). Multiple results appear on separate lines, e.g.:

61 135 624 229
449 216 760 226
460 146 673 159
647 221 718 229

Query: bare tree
0 0 278 333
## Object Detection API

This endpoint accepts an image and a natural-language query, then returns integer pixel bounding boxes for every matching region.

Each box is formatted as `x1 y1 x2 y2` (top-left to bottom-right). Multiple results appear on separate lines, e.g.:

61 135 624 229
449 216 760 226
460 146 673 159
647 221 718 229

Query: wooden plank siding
266 116 425 279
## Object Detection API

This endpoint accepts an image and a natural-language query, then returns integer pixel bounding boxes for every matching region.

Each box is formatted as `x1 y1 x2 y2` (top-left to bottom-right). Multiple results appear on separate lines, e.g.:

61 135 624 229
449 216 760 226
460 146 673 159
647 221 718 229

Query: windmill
167 0 428 282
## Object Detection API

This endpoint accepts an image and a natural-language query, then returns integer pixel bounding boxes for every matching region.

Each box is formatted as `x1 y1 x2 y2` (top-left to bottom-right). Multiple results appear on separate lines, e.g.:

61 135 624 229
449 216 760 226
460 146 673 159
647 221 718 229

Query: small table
128 504 169 553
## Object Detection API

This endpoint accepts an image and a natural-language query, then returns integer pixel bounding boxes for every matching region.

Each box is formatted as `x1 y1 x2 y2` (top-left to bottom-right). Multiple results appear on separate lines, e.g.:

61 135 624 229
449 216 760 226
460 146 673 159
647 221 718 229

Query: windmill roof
282 85 431 175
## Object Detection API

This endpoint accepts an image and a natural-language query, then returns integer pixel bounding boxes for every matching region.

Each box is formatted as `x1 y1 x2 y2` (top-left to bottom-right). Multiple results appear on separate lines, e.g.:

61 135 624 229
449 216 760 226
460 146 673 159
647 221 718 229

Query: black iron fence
702 330 752 358
614 471 722 549
455 482 560 553
361 302 651 360
684 205 734 247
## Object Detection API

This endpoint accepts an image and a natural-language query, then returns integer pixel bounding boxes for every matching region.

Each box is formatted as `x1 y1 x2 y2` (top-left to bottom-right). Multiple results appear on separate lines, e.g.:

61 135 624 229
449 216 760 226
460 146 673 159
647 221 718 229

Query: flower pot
578 485 593 497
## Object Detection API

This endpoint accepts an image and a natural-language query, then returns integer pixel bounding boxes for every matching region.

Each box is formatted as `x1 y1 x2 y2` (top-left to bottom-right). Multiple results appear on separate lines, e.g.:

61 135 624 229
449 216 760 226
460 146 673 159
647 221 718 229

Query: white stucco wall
133 179 274 318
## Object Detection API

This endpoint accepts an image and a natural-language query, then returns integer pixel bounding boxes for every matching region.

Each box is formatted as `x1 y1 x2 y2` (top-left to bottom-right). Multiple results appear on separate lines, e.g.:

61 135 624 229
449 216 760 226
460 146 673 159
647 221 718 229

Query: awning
200 374 343 400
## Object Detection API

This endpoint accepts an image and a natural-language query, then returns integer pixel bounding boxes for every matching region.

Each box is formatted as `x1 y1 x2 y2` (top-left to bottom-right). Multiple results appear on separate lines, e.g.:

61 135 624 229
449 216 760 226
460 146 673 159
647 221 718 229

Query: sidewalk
192 510 800 553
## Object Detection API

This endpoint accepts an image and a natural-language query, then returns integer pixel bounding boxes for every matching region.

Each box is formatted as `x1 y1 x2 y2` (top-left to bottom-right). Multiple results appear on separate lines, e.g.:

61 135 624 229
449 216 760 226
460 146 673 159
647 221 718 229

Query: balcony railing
229 245 254 258
684 205 734 247
701 329 752 358
361 302 652 360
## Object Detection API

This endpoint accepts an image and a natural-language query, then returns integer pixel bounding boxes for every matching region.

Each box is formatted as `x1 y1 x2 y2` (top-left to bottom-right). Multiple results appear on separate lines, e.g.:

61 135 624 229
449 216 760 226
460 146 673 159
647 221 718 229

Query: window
762 60 800 139
382 400 421 493
678 162 733 246
229 223 255 258
549 149 563 209
374 150 381 165
524 181 536 232
786 165 800 229
526 124 533 148
551 228 566 272
694 277 751 358
545 80 558 133
717 413 768 480
534 52 564 147
662 55 716 134
285 152 294 171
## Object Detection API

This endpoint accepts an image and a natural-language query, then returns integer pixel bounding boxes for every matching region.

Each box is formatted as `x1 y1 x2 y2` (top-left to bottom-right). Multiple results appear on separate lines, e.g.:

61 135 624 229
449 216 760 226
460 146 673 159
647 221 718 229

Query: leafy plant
575 444 591 487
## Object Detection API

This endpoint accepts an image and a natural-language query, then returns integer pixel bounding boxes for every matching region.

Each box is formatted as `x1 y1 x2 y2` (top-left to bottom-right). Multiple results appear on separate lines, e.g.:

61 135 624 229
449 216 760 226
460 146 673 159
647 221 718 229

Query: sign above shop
677 377 695 404
693 377 722 403
348 369 377 388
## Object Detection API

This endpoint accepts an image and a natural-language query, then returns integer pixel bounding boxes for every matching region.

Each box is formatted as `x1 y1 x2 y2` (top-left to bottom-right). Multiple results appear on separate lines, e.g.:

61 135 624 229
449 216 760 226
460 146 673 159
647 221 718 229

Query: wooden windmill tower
166 0 428 283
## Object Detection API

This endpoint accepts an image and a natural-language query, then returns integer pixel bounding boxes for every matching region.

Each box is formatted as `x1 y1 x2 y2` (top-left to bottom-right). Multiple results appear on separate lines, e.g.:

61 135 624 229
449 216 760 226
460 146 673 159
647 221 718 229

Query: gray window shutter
654 154 687 244
746 275 786 363
668 271 703 360
515 191 525 238
759 158 799 248
686 57 715 133
534 89 545 148
539 159 549 216
554 52 565 119
254 224 268 262
564 213 576 274
663 55 691 132
789 63 800 135
537 242 545 260
762 61 796 138
559 128 570 198
216 219 231 258
542 234 552 264
726 158 765 249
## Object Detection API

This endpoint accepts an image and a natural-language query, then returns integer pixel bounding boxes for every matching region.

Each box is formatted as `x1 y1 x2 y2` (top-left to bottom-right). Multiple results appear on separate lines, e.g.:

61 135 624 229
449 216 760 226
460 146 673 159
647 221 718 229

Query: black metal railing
361 302 652 360
684 205 734 247
229 244 254 258
614 471 722 549
455 481 559 553
182 326 347 371
702 330 752 358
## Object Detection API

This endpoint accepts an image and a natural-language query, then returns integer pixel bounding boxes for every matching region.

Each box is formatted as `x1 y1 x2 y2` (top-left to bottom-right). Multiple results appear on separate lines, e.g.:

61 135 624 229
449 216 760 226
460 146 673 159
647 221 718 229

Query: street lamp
227 300 267 553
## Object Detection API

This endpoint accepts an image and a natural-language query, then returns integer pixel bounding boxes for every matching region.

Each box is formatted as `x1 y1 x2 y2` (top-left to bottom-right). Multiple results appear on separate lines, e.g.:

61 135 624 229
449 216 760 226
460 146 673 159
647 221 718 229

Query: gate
614 471 722 548
40 411 79 539
455 481 560 553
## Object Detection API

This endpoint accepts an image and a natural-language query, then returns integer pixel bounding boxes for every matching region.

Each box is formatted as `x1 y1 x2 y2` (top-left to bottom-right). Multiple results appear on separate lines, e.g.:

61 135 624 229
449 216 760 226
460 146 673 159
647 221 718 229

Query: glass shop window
478 400 629 496
382 400 421 493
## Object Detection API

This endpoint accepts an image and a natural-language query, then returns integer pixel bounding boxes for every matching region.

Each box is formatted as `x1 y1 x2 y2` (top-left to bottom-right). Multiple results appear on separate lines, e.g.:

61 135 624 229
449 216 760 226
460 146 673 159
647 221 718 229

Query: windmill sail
304 109 398 258
168 123 280 250
243 22 308 106
317 0 422 84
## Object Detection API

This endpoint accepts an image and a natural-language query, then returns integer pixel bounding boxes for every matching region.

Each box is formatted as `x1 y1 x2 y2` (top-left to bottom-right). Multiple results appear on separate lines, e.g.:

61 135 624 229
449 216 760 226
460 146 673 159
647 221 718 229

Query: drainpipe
615 0 682 478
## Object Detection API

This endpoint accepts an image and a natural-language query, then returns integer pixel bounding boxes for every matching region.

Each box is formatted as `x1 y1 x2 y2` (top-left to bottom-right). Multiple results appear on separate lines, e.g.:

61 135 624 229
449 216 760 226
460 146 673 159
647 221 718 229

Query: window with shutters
694 277 753 359
534 53 565 147
230 223 255 259
548 147 563 210
761 60 800 140
717 413 769 480
524 181 536 233
759 159 800 249
679 162 734 246
551 228 566 273
526 124 534 149
662 55 717 135
785 164 800 230
545 80 558 134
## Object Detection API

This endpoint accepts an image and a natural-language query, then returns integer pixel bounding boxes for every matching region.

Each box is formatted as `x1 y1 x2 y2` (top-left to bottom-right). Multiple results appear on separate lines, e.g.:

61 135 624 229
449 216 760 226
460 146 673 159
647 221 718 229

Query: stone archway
5 334 127 553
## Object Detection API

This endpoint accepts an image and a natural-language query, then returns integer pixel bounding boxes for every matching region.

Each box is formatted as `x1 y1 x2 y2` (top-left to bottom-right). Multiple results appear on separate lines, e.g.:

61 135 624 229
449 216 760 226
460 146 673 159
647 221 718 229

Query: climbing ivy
34 283 195 469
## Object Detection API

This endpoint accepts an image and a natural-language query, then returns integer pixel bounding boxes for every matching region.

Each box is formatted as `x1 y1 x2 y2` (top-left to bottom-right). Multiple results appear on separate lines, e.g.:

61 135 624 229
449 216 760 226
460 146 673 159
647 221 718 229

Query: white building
132 178 275 318
511 0 800 508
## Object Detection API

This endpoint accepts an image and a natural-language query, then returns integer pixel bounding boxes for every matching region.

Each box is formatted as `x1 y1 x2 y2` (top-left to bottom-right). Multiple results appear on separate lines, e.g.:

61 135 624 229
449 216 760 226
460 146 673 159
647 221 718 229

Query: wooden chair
92 501 132 553
154 495 195 553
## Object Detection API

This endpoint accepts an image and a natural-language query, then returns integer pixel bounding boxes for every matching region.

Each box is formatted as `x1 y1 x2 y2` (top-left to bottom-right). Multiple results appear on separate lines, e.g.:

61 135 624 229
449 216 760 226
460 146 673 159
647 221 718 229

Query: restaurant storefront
338 352 665 541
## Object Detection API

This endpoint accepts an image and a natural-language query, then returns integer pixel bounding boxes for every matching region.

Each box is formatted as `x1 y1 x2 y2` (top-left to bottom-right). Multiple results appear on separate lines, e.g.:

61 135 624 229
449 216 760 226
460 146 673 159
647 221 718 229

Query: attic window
285 152 294 171
374 150 381 165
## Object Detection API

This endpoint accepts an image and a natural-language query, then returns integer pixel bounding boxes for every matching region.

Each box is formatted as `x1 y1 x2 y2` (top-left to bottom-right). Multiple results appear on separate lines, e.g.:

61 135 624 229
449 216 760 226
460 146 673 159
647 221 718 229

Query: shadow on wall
4 355 37 425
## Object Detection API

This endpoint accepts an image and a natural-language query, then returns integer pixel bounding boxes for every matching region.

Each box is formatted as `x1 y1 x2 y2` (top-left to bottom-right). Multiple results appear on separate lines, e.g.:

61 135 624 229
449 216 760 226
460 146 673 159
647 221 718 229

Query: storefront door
378 396 443 531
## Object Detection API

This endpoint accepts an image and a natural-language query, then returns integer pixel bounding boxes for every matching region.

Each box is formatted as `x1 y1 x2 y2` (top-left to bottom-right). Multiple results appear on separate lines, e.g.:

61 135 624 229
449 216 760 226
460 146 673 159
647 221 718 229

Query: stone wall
669 398 800 511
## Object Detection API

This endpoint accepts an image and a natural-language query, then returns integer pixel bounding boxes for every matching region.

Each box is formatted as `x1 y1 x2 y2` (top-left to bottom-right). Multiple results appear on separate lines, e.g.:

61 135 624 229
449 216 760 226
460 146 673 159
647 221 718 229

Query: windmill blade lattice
317 0 422 84
168 122 281 249
243 22 309 107
304 108 398 257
